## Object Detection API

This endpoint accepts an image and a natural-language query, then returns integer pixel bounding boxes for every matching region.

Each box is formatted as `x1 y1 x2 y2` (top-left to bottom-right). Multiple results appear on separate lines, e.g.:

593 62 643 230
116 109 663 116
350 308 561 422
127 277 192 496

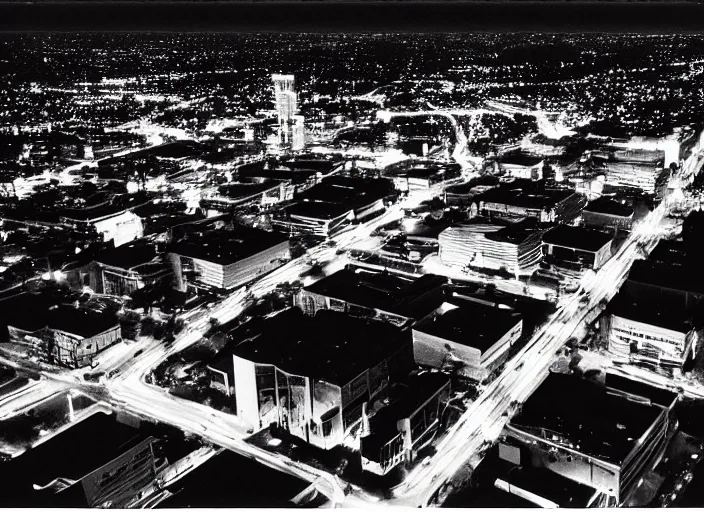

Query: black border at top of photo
0 1 704 33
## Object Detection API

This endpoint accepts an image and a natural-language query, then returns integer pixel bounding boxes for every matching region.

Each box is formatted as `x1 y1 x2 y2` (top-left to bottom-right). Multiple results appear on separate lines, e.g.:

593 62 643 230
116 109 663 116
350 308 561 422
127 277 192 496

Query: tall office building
272 74 302 148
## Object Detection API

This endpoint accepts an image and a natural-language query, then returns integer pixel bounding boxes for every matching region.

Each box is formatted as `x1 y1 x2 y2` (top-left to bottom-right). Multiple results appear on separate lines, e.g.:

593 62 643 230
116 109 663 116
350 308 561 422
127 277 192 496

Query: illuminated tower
272 74 298 146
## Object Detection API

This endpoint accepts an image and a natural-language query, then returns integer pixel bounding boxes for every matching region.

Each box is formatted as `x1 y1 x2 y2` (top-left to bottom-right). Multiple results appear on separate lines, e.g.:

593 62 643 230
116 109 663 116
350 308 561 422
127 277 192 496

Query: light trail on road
386 153 704 507
104 186 449 505
13 135 703 509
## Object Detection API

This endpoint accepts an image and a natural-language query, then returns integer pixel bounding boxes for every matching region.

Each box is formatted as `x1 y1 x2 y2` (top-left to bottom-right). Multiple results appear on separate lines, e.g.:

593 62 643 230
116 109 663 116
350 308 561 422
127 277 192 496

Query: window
322 418 334 438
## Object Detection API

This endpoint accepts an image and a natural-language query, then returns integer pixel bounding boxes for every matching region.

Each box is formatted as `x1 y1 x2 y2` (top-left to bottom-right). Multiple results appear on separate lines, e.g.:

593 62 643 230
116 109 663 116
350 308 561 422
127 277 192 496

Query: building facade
582 198 635 232
71 436 167 508
60 210 144 248
412 300 523 381
295 268 447 328
438 222 544 277
227 309 415 449
361 374 451 475
505 374 675 505
476 187 586 224
52 324 122 368
604 159 667 196
169 227 290 292
542 225 614 271
605 312 698 368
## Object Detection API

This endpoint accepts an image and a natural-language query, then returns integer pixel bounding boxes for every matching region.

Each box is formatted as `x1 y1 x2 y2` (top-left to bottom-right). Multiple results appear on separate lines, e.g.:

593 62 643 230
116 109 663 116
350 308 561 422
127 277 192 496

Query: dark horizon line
2 1 704 32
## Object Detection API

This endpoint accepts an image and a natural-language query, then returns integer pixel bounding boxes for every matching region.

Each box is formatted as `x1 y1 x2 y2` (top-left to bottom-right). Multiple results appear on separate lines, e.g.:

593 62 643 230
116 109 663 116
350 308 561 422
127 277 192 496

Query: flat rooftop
498 152 544 167
583 197 635 217
542 224 613 252
509 373 664 465
60 202 130 222
496 464 598 508
486 220 542 245
1 292 54 332
626 259 704 295
282 200 354 220
230 308 411 387
157 448 310 508
94 239 160 270
414 300 521 353
302 267 447 320
281 158 338 174
49 305 119 338
168 225 288 265
605 372 678 410
60 193 154 222
440 219 540 246
299 176 394 208
479 185 576 210
648 240 688 267
239 167 317 184
4 411 146 504
216 181 282 199
609 287 693 334
363 372 450 453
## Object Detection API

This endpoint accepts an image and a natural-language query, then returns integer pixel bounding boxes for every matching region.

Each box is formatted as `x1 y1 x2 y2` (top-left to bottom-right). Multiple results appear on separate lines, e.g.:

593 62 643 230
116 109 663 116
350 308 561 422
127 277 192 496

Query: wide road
104 175 466 506
392 208 666 507
387 144 704 507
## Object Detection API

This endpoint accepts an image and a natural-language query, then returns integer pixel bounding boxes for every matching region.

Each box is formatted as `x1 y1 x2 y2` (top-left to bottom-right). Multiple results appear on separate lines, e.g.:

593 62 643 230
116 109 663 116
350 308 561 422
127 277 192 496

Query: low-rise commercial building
271 176 396 238
412 298 522 381
444 182 497 209
228 308 415 449
271 200 355 238
542 225 614 272
388 164 462 193
63 239 172 296
438 221 544 277
4 296 122 369
603 149 667 195
620 259 704 314
295 266 447 327
495 153 545 181
361 373 451 475
201 179 294 214
6 411 168 508
493 460 603 508
168 225 289 292
505 373 676 505
155 446 322 508
474 184 586 224
604 289 698 368
59 206 144 247
647 240 688 268
49 305 122 368
582 197 635 232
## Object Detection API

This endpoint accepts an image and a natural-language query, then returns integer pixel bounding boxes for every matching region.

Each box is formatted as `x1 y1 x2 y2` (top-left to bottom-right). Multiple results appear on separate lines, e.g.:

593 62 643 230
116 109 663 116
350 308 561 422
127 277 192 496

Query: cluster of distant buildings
1 69 703 497
359 132 697 300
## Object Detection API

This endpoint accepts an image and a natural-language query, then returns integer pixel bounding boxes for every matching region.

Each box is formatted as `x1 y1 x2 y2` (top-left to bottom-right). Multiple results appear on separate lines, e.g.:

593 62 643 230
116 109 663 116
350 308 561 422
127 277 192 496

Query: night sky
1 2 704 33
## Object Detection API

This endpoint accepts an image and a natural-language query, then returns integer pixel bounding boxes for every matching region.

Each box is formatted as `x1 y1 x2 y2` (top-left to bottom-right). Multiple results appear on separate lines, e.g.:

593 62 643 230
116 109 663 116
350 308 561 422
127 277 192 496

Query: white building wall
233 355 260 430
609 314 691 365
94 211 144 247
